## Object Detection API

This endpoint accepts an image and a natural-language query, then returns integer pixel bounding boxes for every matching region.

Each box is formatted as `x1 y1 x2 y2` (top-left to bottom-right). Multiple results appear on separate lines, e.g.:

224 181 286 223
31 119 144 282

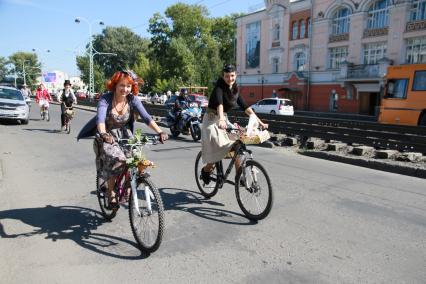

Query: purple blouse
96 92 153 125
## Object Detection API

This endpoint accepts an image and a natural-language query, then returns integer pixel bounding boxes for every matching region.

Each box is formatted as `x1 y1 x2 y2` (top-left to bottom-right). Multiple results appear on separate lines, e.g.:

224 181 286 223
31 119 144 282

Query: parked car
76 90 87 99
164 94 178 109
0 86 30 124
187 93 208 108
250 98 294 115
150 93 161 104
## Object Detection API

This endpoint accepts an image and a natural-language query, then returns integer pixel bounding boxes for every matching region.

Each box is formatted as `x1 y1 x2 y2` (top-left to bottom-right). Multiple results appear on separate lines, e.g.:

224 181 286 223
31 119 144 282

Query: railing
346 64 380 79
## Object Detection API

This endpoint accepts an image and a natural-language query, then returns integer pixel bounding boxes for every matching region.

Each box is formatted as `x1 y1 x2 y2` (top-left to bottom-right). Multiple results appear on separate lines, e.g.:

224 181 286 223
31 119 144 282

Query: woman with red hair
96 70 168 208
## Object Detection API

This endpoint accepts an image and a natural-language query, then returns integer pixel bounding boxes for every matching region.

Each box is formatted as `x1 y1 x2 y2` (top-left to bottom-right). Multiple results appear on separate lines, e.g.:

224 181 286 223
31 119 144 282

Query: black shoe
200 168 211 185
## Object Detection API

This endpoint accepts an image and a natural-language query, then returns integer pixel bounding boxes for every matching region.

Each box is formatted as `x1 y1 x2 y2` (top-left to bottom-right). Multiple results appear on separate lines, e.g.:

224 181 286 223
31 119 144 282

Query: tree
92 26 149 77
0 56 9 83
8 52 41 88
211 14 242 65
76 55 106 93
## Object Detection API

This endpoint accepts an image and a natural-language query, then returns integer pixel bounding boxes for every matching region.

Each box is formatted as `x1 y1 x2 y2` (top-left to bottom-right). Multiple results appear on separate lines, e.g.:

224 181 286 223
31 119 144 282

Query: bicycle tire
46 110 50 122
66 122 71 134
129 177 164 253
235 160 273 220
96 174 118 220
194 151 219 198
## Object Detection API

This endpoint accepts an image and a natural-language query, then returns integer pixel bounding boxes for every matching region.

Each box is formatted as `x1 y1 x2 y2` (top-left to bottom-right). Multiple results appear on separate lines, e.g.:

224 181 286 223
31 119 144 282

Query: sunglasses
120 70 138 81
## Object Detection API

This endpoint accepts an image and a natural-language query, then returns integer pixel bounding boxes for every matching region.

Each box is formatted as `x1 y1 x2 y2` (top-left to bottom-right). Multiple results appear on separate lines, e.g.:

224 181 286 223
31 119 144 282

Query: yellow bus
378 64 426 126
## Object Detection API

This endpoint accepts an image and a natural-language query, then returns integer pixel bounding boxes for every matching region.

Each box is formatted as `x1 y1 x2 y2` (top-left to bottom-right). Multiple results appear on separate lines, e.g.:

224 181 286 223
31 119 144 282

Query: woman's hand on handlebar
101 133 114 144
159 132 168 144
218 119 227 129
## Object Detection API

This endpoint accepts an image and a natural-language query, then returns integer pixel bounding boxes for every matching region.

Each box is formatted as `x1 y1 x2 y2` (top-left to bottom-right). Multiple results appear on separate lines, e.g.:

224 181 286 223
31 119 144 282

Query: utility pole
75 17 116 97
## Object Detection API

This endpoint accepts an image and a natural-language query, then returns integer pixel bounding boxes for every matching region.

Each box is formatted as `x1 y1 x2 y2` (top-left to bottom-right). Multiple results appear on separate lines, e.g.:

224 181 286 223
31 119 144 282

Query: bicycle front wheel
129 177 164 253
194 151 219 198
235 160 273 220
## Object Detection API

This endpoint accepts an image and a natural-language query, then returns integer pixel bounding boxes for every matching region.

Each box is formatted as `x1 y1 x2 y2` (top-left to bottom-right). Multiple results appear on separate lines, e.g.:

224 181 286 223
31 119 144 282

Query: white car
251 98 294 115
0 86 30 124
137 93 149 102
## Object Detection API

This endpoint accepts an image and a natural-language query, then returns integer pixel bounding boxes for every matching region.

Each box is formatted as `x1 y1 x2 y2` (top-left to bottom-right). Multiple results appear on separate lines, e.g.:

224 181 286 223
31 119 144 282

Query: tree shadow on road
0 205 148 259
160 187 257 225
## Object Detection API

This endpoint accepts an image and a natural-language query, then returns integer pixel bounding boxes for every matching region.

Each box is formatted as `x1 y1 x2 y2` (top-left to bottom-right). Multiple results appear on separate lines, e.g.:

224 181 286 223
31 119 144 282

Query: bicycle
194 128 273 220
40 100 50 121
96 132 165 253
63 106 74 134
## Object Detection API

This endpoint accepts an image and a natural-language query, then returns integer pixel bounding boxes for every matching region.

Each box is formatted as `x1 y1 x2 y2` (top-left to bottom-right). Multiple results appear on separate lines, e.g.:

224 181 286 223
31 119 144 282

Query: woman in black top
200 64 268 184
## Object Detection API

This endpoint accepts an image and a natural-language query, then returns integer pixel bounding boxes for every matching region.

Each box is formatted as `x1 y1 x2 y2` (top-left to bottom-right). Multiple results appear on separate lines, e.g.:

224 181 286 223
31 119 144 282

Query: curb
300 150 426 179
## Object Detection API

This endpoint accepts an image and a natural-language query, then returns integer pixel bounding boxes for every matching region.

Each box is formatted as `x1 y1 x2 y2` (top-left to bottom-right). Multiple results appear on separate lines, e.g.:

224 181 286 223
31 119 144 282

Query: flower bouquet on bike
96 129 165 253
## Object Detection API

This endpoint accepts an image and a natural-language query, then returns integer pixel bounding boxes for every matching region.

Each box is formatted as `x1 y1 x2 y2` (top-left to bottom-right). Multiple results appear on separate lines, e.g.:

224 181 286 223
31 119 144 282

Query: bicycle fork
130 169 154 216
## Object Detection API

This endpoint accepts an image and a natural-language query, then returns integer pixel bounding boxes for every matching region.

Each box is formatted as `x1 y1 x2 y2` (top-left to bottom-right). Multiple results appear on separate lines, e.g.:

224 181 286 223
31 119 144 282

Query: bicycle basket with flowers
125 129 156 174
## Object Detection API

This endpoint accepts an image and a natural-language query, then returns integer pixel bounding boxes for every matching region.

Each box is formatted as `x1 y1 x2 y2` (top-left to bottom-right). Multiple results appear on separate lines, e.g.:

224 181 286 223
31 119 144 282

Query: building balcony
339 58 392 81
347 64 380 79
406 19 426 32
329 33 349 43
363 27 388 38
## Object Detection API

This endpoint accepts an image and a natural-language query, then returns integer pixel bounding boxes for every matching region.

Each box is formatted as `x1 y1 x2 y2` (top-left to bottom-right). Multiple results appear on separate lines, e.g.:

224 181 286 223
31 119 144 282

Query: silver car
0 86 30 124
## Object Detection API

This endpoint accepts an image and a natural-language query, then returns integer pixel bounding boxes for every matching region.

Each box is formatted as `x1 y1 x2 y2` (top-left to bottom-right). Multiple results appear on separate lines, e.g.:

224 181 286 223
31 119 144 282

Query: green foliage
125 129 149 168
8 52 41 88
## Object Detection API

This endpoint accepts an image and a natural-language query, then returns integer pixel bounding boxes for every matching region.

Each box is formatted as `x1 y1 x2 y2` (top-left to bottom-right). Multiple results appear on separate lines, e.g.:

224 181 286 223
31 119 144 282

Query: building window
246 21 261 68
273 23 280 41
363 42 387 64
367 0 391 29
295 52 306 71
307 18 311 38
292 21 299 40
406 37 426 64
332 7 350 34
329 46 348 69
272 57 279 73
410 0 426 21
300 20 306 38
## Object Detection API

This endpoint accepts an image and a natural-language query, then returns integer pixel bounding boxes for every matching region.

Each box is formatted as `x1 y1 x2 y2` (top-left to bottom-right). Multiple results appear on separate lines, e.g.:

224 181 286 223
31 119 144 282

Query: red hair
106 71 143 96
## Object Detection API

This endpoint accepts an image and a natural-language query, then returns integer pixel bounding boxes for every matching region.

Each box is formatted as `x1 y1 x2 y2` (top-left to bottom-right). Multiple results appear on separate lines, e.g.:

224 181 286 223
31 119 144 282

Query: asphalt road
0 104 425 283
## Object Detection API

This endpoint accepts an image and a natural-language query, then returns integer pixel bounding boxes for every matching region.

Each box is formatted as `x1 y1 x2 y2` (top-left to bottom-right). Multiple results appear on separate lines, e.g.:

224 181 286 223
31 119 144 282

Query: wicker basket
239 130 270 144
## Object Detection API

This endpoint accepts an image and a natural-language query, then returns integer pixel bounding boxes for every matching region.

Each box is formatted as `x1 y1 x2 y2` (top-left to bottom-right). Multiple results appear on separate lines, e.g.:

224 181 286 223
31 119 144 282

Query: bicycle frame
115 138 157 217
214 142 253 188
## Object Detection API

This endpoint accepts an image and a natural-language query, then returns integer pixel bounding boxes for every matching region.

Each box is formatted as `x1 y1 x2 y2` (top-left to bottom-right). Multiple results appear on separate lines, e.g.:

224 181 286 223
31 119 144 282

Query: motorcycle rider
173 88 188 118
35 83 51 118
58 80 77 130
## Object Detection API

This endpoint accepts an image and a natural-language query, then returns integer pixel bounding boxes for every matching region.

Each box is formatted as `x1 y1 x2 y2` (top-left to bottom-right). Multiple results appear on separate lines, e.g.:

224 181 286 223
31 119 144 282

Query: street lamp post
258 75 267 100
75 17 116 97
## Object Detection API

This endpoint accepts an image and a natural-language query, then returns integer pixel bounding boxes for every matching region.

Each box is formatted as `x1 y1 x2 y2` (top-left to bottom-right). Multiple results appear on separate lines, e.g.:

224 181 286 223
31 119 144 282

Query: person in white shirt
58 80 77 130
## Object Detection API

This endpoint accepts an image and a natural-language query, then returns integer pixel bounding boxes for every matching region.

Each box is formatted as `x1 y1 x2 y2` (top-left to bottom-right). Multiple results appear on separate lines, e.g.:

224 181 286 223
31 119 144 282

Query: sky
0 0 265 77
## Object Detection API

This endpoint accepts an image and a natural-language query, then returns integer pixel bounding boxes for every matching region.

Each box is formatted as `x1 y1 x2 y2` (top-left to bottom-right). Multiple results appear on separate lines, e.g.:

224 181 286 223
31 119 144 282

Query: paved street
0 105 425 283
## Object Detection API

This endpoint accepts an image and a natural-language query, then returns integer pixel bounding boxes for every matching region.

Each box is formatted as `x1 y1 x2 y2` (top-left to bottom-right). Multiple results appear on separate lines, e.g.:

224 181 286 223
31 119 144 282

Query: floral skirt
94 127 133 180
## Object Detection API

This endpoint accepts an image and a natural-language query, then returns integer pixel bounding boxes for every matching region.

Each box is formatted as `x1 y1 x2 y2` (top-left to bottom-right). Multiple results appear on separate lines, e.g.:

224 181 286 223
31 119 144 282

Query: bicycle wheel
235 160 273 220
194 151 219 198
46 110 50 122
129 177 164 253
96 174 118 220
66 121 71 134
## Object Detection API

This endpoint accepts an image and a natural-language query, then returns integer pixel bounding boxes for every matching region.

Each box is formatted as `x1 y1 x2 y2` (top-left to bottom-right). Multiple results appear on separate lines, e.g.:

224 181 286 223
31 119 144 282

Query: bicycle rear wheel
235 160 273 220
46 110 50 121
96 174 118 220
129 177 164 253
194 151 219 198
66 121 71 134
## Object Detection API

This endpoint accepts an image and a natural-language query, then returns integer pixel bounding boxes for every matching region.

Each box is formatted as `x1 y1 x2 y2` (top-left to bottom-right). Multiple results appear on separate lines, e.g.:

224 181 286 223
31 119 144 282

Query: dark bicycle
96 133 165 253
194 129 273 220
